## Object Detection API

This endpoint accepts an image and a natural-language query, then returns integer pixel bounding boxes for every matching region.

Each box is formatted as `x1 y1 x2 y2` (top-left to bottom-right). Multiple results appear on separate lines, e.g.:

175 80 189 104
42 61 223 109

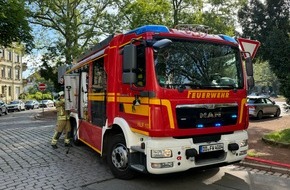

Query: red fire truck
61 24 254 179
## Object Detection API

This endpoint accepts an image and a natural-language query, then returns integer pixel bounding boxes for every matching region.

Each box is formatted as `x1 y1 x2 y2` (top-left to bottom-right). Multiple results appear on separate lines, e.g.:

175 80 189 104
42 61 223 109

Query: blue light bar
197 124 204 128
215 123 221 127
231 114 238 118
126 25 170 35
218 34 237 44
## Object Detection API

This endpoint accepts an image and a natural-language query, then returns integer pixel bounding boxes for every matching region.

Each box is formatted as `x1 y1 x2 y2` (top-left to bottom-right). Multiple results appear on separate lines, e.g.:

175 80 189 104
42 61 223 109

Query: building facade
0 47 26 103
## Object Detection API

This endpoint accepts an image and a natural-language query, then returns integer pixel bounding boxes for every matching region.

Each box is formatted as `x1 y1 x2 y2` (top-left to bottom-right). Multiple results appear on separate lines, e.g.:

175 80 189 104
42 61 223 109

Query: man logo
200 112 222 119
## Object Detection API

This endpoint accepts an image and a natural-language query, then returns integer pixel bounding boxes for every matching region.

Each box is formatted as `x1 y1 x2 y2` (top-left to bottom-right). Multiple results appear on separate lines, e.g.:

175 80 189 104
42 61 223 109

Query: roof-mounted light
126 25 170 35
218 34 237 44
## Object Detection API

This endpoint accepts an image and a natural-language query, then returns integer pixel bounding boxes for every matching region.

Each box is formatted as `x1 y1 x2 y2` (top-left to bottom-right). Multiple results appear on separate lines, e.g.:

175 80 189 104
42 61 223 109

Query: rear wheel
257 111 263 120
274 108 281 117
107 134 136 180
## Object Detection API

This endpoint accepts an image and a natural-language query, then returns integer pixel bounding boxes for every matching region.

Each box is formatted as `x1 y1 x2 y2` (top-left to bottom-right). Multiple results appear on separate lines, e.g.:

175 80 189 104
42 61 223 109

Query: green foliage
0 0 34 52
120 0 172 28
253 60 279 93
28 0 116 65
263 128 290 144
238 0 290 101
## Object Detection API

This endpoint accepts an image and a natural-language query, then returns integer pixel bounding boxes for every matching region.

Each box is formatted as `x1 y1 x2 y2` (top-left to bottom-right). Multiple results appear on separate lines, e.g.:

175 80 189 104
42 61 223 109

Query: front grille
176 103 238 129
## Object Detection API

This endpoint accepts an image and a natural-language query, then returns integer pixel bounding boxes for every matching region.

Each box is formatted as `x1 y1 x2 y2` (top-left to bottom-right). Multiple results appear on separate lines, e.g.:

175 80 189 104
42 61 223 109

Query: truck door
90 58 106 126
64 74 79 111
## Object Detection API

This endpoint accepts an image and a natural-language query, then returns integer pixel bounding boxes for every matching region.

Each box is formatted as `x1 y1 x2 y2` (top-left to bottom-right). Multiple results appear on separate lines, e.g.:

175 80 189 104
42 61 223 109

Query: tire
107 134 136 180
274 108 281 117
0 110 2 116
257 111 263 120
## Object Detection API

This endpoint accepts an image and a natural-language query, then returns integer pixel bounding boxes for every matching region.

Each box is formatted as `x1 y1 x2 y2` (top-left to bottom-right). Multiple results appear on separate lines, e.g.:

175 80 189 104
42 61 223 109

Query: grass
263 128 290 144
247 149 269 157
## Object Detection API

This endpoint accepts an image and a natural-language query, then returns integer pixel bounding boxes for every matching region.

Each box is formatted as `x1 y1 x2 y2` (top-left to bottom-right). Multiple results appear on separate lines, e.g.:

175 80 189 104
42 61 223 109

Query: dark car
0 100 8 116
39 100 54 108
247 95 281 119
6 100 25 112
25 100 40 110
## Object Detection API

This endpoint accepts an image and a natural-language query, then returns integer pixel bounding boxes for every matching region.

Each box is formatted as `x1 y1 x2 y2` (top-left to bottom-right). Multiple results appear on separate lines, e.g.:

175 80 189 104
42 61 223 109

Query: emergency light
126 25 170 35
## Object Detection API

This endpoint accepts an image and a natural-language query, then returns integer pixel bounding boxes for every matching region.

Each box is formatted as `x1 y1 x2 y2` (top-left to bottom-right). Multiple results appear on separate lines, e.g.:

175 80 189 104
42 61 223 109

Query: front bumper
143 130 248 174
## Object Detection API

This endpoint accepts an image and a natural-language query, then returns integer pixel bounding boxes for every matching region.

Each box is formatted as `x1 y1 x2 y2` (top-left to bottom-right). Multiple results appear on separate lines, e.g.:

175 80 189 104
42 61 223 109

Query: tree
0 0 33 51
238 0 290 101
116 0 245 35
28 0 116 65
115 0 172 29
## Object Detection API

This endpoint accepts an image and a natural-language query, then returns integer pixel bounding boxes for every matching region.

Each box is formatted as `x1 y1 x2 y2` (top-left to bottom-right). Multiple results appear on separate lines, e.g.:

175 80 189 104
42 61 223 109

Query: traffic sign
38 83 46 91
237 38 260 59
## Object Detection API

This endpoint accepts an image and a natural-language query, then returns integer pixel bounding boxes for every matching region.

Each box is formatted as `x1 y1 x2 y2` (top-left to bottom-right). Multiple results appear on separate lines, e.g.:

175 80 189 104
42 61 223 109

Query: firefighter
51 91 71 149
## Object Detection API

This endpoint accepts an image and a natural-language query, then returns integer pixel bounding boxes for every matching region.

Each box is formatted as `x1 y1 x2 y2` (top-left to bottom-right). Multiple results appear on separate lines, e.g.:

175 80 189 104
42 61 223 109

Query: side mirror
122 44 137 84
245 57 253 76
247 76 255 89
153 39 172 50
123 44 137 71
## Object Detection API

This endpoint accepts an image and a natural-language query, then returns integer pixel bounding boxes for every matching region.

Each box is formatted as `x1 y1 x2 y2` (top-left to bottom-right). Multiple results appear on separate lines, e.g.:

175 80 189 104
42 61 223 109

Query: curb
237 156 290 175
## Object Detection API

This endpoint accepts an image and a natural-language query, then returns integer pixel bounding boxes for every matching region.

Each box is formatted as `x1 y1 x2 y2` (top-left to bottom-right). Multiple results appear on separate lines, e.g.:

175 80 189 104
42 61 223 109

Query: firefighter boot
51 131 62 149
64 132 72 147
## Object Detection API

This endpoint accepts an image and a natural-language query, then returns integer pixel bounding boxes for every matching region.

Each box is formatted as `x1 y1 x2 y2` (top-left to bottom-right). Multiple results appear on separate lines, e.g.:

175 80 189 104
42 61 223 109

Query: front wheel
107 134 136 179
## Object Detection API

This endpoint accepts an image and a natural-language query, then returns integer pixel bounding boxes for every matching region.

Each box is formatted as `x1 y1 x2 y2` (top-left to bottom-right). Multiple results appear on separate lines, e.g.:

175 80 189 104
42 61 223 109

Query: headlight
151 149 172 158
240 139 248 147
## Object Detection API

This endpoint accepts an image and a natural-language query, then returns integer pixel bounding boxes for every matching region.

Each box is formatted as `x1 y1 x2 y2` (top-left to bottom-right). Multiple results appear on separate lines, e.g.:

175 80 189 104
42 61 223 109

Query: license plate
200 143 224 153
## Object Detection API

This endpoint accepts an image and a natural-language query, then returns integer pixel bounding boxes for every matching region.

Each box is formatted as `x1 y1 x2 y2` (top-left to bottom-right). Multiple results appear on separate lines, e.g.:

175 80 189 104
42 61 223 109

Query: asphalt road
0 108 290 190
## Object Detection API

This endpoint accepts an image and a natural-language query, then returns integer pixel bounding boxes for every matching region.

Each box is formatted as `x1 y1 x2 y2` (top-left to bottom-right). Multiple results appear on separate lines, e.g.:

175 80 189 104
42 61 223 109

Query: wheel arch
102 117 143 158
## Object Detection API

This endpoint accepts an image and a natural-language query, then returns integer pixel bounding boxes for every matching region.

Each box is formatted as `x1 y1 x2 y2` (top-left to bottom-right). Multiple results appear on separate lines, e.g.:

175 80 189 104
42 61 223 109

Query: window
135 45 146 87
7 67 12 79
8 86 11 96
15 68 20 80
16 54 20 63
0 49 4 58
1 86 5 94
1 66 5 78
154 38 242 89
92 58 106 92
8 51 12 61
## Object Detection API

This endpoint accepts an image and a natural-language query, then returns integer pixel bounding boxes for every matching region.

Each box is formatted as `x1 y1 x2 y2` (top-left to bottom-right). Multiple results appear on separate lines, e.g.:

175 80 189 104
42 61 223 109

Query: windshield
154 39 243 90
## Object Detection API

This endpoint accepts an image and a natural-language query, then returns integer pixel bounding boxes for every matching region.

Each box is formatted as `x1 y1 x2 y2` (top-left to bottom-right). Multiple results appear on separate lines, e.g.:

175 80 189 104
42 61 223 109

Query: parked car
7 100 25 112
247 95 281 119
25 100 40 110
0 100 8 116
39 100 54 108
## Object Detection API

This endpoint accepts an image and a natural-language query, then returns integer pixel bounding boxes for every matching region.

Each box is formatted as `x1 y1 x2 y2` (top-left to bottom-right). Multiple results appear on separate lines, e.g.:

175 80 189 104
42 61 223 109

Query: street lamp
4 85 7 104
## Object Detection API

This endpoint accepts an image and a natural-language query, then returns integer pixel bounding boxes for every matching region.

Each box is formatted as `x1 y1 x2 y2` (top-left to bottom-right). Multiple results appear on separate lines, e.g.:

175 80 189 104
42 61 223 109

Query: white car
7 100 25 112
39 100 54 108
